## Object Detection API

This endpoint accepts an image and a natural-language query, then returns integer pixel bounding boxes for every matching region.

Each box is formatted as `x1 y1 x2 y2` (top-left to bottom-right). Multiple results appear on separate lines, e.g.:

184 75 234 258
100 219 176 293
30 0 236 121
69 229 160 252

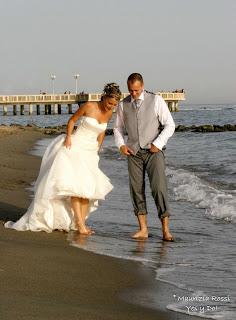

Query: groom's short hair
127 73 144 84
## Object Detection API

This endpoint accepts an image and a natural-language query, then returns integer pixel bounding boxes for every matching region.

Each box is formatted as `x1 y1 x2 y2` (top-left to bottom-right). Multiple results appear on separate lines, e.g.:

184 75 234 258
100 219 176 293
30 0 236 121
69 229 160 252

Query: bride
5 83 122 235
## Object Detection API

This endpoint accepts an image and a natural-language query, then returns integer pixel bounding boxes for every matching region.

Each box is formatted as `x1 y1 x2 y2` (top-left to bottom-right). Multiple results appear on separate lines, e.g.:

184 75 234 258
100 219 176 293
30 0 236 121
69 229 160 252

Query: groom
114 73 175 241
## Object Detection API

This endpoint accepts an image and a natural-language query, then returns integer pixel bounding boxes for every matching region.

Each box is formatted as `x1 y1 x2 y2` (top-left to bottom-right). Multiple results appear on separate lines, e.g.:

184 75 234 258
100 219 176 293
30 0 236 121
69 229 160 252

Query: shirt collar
131 90 145 103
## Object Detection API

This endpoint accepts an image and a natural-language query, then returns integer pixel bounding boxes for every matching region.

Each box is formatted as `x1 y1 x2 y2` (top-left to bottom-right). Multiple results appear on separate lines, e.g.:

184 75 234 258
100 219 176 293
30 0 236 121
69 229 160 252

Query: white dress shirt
114 91 175 151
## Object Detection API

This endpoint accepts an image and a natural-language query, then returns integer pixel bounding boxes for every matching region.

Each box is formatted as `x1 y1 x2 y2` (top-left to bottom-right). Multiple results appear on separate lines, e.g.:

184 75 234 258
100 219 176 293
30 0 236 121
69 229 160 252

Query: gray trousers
127 148 170 219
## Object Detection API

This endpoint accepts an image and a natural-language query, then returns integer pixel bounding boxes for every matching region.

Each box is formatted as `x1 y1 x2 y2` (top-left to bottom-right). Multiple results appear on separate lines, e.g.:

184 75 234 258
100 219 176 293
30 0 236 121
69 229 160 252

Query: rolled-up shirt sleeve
113 102 126 149
152 95 175 150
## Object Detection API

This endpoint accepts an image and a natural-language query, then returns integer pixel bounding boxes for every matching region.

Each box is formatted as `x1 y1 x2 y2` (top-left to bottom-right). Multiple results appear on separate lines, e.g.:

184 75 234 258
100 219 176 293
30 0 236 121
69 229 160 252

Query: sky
0 0 235 104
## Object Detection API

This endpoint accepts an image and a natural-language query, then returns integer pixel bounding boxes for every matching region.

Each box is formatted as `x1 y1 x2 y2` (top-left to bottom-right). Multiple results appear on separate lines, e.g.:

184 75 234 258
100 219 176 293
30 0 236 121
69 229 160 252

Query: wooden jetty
0 91 185 115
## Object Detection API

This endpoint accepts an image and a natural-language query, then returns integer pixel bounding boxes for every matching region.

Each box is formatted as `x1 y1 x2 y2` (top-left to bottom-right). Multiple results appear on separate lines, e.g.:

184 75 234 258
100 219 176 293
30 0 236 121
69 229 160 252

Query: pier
0 91 185 115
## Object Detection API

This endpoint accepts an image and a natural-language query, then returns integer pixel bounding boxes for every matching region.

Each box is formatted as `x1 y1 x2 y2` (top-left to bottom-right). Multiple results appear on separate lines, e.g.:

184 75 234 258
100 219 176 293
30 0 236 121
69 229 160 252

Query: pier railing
157 92 185 101
0 92 185 114
0 92 185 104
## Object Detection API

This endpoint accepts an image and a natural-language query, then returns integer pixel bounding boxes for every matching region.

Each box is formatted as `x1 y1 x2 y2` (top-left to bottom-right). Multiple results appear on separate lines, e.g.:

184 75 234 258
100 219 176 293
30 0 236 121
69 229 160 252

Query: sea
1 104 236 319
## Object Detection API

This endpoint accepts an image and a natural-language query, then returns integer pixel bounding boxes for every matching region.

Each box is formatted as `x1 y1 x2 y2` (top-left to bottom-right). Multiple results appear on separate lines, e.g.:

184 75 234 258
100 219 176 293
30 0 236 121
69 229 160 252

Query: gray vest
123 91 160 154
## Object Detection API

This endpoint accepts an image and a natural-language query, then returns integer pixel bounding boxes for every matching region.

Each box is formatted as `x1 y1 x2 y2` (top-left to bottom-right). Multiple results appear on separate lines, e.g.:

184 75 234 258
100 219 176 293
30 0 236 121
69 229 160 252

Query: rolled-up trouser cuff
159 210 170 219
134 210 147 216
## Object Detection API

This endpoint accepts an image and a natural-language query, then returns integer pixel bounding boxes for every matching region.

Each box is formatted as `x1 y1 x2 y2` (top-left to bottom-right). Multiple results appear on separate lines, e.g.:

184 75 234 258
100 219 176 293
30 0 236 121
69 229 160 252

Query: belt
140 146 166 151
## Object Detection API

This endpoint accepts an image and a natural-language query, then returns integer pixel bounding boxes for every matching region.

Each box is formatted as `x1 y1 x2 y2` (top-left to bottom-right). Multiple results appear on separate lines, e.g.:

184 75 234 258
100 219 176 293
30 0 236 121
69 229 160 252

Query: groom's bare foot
132 229 148 240
161 216 175 241
162 230 175 242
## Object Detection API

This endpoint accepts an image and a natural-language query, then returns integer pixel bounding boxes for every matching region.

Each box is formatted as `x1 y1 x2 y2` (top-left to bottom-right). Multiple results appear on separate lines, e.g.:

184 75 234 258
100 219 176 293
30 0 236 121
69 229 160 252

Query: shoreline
0 126 201 320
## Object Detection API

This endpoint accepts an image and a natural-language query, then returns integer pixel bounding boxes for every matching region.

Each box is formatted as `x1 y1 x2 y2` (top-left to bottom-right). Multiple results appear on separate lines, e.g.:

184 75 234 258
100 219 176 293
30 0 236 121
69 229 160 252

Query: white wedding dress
5 116 113 232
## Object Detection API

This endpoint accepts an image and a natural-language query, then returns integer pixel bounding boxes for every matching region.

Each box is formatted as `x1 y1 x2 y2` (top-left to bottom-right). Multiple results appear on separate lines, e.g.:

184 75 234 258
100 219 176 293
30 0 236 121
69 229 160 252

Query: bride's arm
64 103 87 148
97 131 106 151
97 111 113 151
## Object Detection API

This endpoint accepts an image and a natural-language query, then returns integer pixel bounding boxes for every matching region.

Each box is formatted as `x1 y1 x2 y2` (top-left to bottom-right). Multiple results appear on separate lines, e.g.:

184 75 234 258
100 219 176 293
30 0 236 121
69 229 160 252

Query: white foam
70 241 155 265
30 138 53 157
155 267 194 291
167 168 236 223
156 267 176 278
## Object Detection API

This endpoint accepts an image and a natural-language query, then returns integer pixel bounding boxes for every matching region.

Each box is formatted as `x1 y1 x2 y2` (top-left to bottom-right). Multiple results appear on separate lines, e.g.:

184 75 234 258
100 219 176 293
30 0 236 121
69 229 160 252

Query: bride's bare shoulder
81 101 98 115
85 101 97 109
74 101 96 115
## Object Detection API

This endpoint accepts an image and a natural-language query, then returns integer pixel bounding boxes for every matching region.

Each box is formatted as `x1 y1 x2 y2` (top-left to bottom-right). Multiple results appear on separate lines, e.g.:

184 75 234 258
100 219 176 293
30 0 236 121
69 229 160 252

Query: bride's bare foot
78 230 91 235
132 229 148 240
77 225 95 235
86 226 95 235
77 225 91 235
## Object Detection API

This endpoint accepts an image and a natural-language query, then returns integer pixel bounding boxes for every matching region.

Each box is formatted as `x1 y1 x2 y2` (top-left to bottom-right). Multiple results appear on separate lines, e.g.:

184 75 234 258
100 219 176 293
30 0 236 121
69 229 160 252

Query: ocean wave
167 168 236 223
182 107 224 111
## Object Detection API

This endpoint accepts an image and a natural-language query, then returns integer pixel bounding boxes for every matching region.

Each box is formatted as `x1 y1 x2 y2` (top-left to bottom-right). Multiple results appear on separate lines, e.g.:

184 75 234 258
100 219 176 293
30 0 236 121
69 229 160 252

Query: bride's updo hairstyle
101 83 122 101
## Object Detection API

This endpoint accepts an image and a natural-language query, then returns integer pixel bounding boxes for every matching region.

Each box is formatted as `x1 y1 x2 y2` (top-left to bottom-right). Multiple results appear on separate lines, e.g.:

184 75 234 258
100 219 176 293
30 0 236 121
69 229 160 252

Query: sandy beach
0 126 201 320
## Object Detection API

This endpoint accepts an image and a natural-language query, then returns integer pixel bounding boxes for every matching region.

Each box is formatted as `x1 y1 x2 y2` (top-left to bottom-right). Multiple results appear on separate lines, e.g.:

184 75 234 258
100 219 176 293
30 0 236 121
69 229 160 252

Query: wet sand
0 126 200 320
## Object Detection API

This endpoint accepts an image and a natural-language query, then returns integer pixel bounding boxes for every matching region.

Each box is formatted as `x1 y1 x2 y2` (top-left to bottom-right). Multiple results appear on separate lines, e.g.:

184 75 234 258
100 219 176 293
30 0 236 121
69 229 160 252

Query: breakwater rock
2 123 235 136
175 124 236 132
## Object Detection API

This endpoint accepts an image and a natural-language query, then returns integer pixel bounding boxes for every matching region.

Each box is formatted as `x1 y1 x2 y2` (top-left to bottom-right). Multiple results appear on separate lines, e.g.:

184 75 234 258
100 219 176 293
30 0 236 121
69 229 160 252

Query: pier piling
168 101 179 112
68 104 73 114
53 104 58 114
13 105 17 115
3 105 7 116
20 105 24 115
2 105 7 116
36 104 40 115
29 104 33 115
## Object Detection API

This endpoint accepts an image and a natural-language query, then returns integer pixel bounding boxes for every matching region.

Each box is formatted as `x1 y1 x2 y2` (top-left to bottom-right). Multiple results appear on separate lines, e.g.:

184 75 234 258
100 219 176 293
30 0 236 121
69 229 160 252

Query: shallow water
1 103 236 128
26 104 236 319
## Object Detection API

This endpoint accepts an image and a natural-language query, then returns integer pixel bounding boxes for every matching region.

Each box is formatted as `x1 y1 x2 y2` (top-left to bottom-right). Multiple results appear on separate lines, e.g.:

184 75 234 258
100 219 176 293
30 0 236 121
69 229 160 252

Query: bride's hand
64 136 72 149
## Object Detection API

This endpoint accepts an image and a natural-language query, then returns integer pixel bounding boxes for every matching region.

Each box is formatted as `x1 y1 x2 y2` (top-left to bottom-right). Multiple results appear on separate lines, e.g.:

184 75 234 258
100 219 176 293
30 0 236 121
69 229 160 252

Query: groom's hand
150 144 160 153
120 145 134 156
